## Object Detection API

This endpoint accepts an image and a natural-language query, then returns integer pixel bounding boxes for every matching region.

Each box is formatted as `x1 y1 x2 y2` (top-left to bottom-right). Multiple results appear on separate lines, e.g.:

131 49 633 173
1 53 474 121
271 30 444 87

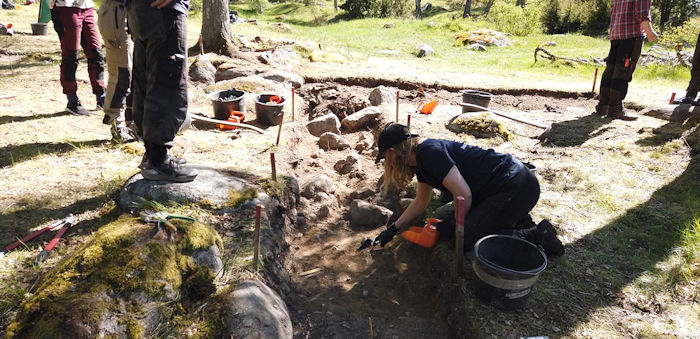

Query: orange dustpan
401 218 440 248
417 99 438 115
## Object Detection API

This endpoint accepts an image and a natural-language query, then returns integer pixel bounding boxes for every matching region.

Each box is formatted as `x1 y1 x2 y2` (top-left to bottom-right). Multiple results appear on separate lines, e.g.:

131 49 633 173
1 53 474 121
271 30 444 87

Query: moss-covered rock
5 216 222 338
447 113 512 141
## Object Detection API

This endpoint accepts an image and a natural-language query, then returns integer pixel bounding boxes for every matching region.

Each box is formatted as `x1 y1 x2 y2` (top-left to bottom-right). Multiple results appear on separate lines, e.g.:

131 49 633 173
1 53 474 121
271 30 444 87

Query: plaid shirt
609 0 652 41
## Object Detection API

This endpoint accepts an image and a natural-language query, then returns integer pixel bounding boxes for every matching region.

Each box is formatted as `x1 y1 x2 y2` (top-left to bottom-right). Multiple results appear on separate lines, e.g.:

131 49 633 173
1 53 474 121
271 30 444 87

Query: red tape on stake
395 91 399 123
407 115 411 129
669 92 676 104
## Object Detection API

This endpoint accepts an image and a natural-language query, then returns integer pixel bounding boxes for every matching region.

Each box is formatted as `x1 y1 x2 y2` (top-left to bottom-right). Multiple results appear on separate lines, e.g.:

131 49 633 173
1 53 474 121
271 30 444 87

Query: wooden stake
253 204 262 273
368 317 374 339
275 112 285 146
669 92 677 104
455 196 465 275
270 152 277 181
407 114 411 129
198 34 204 56
291 87 295 121
395 91 399 123
592 68 599 93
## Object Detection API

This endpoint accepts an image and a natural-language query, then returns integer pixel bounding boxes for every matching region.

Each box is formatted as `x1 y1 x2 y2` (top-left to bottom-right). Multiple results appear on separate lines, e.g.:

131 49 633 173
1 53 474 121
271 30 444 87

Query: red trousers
51 7 105 96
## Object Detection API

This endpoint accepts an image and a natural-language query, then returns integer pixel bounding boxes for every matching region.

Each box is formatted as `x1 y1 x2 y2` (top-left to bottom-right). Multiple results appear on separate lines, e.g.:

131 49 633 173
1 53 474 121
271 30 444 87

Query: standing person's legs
79 7 105 107
607 38 643 119
98 0 134 141
684 33 700 102
128 2 195 182
595 40 618 115
56 7 91 115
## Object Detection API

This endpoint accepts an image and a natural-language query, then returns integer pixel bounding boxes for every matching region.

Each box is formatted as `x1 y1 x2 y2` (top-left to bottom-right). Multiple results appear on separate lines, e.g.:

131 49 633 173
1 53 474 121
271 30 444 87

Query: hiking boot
110 123 136 143
138 154 188 170
609 109 638 121
593 105 607 116
66 100 91 116
535 219 565 257
680 96 698 105
140 158 197 183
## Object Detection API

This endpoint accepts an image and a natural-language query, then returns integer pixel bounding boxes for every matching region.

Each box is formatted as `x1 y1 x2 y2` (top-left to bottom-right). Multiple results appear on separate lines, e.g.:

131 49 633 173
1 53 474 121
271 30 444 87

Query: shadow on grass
636 106 700 147
0 139 106 168
0 111 70 125
541 113 613 147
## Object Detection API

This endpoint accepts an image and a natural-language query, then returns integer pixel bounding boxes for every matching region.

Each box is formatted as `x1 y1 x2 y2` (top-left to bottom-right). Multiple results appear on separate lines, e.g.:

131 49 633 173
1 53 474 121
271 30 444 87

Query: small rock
416 44 434 58
349 199 392 229
318 132 351 151
306 113 341 137
341 106 382 131
368 86 396 106
300 174 335 199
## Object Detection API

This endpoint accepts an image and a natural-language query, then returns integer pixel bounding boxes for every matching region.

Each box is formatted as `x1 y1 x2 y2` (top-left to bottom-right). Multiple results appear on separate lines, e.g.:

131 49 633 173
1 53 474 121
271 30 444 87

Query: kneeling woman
375 123 563 256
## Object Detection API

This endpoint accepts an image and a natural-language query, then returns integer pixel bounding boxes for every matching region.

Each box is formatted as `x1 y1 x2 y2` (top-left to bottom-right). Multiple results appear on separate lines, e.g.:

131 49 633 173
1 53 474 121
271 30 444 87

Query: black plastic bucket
460 90 493 112
208 89 246 121
255 94 285 126
472 235 547 310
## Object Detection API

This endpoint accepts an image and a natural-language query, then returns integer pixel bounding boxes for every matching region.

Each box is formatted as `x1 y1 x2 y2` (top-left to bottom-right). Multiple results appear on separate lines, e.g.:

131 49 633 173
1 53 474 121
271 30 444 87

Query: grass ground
1 2 699 337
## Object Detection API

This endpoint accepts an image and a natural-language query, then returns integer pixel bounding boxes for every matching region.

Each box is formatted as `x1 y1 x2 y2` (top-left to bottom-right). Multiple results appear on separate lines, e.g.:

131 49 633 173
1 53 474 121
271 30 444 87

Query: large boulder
341 106 382 131
306 113 341 137
318 132 351 151
5 218 223 338
349 199 392 229
119 167 257 211
258 48 300 70
224 280 293 339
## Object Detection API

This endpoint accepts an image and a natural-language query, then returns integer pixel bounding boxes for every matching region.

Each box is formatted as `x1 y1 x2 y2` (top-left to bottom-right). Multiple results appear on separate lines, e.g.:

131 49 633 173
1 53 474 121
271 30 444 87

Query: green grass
222 1 690 93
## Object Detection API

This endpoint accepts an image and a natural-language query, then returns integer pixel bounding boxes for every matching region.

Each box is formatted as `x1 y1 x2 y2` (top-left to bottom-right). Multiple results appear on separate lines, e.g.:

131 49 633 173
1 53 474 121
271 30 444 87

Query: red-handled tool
1 214 74 261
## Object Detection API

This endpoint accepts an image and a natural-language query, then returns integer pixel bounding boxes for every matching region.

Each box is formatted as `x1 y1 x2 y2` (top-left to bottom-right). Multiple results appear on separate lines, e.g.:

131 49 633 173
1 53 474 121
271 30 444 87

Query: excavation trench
263 80 603 338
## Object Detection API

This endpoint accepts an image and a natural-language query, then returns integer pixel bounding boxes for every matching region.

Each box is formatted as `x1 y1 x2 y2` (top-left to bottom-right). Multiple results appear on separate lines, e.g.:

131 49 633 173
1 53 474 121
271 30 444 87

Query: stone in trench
416 44 434 58
300 173 336 199
225 280 293 339
318 132 351 151
341 106 382 131
354 132 374 153
259 70 305 88
369 85 396 106
349 199 392 229
334 153 361 175
189 55 216 85
306 113 341 137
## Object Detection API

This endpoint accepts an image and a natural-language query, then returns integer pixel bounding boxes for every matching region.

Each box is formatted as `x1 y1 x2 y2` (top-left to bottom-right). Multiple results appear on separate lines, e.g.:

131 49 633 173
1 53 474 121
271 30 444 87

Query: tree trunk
334 0 337 11
201 0 236 56
484 0 495 16
658 0 672 29
516 0 526 7
415 0 422 19
462 0 472 18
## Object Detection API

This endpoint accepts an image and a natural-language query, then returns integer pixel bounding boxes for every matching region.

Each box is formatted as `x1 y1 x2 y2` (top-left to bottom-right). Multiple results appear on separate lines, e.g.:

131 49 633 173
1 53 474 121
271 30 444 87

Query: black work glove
373 223 398 247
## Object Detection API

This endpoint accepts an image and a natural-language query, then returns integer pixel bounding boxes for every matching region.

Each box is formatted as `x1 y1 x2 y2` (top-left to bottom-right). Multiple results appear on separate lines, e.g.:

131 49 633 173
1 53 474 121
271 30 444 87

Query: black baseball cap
375 123 418 164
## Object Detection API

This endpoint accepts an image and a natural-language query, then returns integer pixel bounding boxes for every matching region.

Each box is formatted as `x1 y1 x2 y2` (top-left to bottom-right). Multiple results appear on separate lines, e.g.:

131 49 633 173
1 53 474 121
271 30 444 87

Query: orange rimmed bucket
217 111 245 130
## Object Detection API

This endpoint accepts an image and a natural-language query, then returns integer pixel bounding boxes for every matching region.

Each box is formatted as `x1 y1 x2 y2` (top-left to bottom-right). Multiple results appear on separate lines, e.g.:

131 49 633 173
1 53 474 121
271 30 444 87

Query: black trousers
127 1 187 147
597 37 644 114
436 161 540 251
686 33 700 99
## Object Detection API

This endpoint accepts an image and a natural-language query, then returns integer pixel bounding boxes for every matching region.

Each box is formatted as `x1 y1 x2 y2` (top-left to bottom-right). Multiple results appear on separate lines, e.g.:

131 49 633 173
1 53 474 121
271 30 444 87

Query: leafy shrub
582 0 609 36
487 0 542 36
340 0 412 18
190 0 202 14
659 17 700 49
541 0 560 34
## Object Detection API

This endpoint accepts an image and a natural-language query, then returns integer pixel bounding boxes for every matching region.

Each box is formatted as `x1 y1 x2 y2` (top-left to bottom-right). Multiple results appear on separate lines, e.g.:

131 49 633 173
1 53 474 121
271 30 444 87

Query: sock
149 143 167 166
67 93 79 104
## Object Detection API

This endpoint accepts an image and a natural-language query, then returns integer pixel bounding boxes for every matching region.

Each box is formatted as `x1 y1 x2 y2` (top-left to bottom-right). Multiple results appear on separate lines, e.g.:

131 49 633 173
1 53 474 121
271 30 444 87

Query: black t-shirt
415 139 523 204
